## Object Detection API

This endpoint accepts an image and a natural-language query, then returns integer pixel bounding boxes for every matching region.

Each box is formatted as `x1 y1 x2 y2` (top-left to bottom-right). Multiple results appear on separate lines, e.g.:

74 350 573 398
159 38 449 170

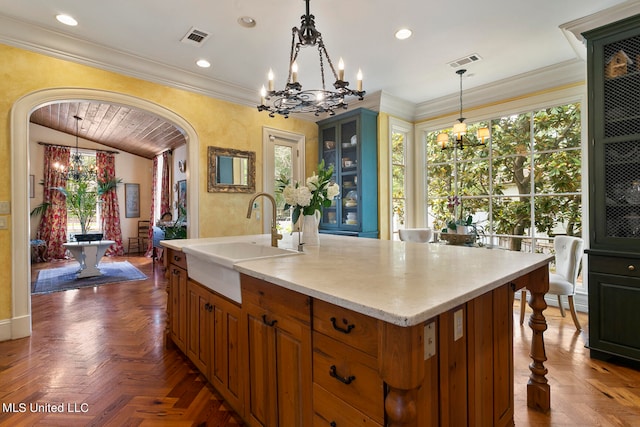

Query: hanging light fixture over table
438 69 490 150
68 115 96 181
257 0 365 118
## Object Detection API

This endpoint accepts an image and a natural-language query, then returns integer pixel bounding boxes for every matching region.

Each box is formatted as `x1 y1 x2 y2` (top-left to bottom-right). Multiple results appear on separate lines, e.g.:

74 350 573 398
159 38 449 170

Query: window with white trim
425 102 582 255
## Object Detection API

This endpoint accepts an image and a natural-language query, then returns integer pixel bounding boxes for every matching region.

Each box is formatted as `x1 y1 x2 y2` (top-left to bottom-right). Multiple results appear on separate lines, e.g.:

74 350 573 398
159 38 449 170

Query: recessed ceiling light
56 14 78 26
196 59 211 68
395 28 412 40
237 16 256 28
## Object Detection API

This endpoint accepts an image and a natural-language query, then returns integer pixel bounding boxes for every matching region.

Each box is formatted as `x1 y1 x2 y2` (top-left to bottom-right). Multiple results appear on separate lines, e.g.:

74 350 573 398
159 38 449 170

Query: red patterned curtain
145 155 159 256
96 152 124 256
37 146 70 260
160 151 171 215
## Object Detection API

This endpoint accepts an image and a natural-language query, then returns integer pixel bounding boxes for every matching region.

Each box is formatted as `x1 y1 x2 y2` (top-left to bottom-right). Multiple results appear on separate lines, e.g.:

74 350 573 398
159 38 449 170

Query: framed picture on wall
177 179 187 214
125 183 140 218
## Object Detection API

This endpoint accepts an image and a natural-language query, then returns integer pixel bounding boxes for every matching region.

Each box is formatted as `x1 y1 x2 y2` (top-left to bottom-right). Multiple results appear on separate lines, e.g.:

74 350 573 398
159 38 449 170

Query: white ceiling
0 0 637 120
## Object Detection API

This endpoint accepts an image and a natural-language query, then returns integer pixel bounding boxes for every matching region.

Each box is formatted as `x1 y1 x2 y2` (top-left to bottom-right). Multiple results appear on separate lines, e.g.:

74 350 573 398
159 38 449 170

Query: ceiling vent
447 53 482 68
180 27 211 46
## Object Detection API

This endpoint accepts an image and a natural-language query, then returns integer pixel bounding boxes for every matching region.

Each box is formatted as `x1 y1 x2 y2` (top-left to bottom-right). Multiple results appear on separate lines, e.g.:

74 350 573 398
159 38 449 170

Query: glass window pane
458 159 490 196
426 130 454 164
426 164 454 196
491 113 531 158
492 155 532 196
392 165 405 199
392 132 405 165
534 151 581 194
533 103 581 151
534 195 582 236
492 195 532 244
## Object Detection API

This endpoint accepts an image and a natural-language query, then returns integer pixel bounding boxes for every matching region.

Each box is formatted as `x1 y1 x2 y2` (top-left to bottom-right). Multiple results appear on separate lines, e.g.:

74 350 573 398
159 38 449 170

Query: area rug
33 261 147 295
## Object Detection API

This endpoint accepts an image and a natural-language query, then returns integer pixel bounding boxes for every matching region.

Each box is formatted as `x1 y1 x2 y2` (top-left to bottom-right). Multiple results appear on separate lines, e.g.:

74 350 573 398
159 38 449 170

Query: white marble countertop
162 234 552 327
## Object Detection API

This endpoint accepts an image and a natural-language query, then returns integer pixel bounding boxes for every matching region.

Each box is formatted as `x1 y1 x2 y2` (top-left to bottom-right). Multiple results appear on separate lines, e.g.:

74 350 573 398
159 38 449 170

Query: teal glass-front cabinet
317 108 378 238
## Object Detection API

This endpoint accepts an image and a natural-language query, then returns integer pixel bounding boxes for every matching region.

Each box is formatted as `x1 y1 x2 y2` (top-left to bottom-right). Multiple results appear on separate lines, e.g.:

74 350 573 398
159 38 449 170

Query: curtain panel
146 155 159 256
97 152 124 256
37 146 70 260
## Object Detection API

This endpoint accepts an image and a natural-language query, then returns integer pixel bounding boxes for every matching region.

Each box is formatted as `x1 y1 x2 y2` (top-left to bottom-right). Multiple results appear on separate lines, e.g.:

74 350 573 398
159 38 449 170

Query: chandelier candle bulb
260 86 267 105
357 69 363 91
268 69 274 91
338 58 345 81
291 62 298 83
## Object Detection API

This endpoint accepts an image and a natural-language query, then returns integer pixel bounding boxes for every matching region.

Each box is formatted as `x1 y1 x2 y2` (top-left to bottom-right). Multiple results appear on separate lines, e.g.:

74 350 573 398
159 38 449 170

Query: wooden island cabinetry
166 248 187 353
163 236 552 426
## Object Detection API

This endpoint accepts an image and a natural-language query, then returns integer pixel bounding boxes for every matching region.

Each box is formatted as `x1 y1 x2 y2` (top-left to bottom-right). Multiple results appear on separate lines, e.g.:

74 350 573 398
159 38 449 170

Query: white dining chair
399 228 433 243
519 235 584 330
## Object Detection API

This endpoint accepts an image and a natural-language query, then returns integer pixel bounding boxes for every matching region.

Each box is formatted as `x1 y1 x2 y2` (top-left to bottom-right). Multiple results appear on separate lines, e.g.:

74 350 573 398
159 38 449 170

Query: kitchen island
162 234 553 426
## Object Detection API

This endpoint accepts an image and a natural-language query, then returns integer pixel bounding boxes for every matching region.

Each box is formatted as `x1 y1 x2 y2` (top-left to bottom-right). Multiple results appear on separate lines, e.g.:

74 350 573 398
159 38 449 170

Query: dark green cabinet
317 108 378 238
584 14 640 362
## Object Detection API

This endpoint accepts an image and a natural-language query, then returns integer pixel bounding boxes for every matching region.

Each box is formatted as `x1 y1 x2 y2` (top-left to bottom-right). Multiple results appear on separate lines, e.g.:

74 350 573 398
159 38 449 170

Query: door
262 127 305 234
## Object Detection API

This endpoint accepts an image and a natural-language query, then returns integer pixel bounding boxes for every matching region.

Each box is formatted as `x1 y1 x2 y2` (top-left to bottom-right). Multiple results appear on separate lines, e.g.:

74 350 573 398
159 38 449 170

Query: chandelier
257 0 365 118
68 115 96 181
437 69 490 150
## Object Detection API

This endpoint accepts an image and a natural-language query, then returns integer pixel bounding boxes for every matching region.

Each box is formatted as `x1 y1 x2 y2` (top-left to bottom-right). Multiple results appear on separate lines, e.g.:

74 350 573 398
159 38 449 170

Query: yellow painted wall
0 43 318 320
377 112 390 240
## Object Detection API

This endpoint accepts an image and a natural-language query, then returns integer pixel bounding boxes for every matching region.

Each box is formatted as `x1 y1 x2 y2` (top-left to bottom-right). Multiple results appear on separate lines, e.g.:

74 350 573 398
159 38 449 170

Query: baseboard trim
0 315 32 342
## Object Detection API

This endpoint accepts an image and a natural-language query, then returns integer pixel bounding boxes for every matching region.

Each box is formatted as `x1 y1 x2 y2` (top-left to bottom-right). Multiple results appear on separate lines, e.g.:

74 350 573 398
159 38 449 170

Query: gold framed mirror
207 146 256 193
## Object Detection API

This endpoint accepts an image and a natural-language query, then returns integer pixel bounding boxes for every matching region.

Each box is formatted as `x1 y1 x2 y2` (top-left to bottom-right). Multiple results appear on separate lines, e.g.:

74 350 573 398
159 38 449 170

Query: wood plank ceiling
30 101 186 159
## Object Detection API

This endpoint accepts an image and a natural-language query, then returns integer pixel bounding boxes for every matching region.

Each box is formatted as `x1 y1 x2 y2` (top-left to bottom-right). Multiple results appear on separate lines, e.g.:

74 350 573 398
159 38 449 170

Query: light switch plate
0 216 7 230
454 309 464 341
0 201 9 214
424 322 436 360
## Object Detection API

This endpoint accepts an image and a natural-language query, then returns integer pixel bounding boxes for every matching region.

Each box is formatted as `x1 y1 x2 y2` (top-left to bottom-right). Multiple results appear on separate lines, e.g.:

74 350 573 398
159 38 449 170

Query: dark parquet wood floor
0 255 636 425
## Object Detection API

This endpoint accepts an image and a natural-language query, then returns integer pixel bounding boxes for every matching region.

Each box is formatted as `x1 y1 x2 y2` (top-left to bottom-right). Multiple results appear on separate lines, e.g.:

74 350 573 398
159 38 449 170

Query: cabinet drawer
241 274 311 322
589 255 640 278
313 383 382 427
167 248 187 270
313 299 379 356
313 333 384 423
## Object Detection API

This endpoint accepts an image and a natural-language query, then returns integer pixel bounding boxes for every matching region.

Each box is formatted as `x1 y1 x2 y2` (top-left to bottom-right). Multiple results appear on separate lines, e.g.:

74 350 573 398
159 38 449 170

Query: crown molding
413 59 586 122
0 14 259 108
560 0 640 60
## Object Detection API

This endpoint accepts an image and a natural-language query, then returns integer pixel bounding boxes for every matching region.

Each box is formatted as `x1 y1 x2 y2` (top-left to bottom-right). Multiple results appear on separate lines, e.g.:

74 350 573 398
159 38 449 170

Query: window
390 118 413 240
66 152 101 237
425 102 582 254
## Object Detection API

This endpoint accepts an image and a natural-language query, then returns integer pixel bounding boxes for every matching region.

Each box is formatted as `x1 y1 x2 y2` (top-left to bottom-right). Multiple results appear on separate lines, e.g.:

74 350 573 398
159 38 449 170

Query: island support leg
525 266 550 412
379 322 424 427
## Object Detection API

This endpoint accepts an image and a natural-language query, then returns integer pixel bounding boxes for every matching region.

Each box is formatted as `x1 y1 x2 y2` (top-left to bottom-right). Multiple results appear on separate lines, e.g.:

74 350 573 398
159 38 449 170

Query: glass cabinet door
320 125 339 227
339 118 358 228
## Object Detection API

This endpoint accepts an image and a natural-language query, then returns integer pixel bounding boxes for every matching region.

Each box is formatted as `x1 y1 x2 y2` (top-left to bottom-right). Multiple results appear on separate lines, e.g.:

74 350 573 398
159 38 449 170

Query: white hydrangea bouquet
277 160 340 226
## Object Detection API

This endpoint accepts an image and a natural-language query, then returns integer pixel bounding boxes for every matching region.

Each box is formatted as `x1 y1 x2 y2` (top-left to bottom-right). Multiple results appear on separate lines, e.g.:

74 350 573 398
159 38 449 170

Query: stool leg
519 289 527 325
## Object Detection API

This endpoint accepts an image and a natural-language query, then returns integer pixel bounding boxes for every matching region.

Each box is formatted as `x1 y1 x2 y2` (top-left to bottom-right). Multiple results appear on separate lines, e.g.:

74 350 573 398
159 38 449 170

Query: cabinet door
589 271 640 361
242 275 312 427
187 281 211 375
169 264 187 353
586 17 640 252
211 294 243 415
245 302 277 427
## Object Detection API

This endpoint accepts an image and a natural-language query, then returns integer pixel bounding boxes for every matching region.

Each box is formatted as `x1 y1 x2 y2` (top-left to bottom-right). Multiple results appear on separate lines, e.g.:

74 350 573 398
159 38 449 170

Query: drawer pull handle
629 265 636 271
329 365 355 385
173 255 181 262
330 423 336 427
262 314 277 327
172 269 180 275
330 317 355 334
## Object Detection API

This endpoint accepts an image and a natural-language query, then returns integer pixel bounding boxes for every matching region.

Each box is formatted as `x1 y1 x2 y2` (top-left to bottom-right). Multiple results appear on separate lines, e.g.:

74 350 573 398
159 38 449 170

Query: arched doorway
10 88 200 339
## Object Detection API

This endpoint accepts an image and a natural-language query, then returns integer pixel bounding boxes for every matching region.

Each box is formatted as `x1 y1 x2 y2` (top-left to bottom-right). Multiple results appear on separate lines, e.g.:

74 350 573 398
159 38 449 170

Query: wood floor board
0 255 637 425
